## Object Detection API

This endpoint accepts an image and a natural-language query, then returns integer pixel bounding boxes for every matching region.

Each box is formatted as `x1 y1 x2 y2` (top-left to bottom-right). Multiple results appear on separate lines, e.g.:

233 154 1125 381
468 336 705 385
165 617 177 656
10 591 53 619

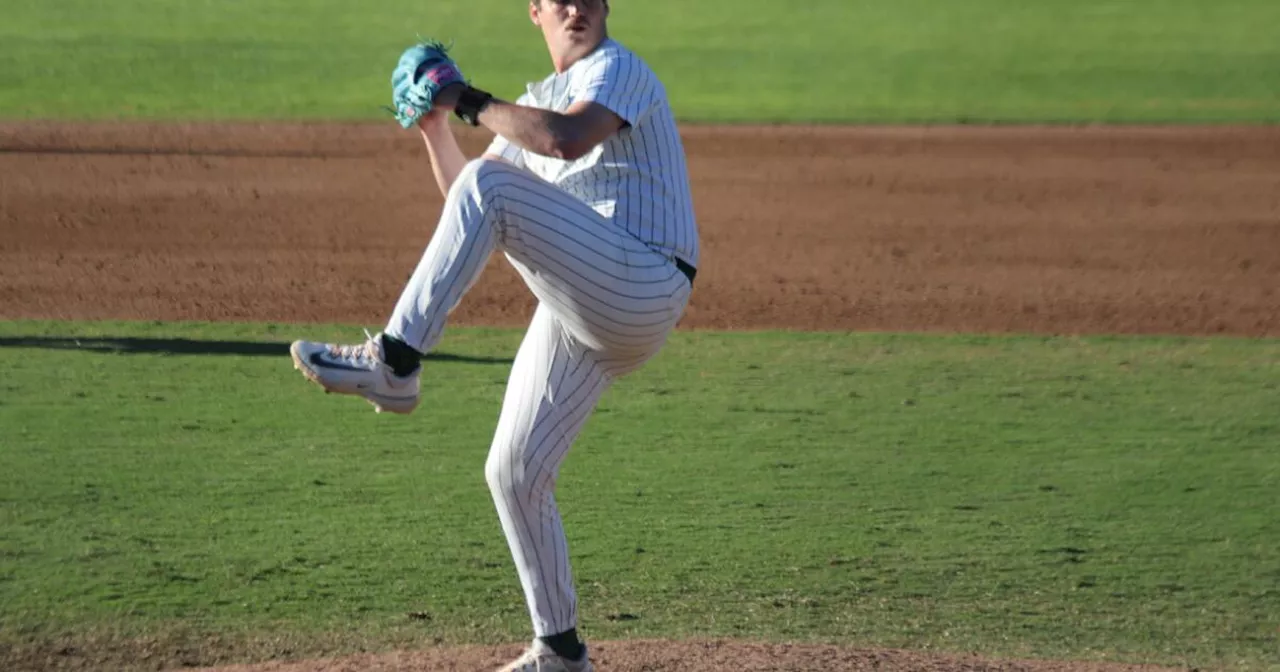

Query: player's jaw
532 0 609 68
562 16 602 47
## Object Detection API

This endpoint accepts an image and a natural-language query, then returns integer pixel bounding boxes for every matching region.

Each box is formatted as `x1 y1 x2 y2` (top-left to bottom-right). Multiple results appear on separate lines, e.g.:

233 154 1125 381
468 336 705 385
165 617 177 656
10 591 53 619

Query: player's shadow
0 337 512 365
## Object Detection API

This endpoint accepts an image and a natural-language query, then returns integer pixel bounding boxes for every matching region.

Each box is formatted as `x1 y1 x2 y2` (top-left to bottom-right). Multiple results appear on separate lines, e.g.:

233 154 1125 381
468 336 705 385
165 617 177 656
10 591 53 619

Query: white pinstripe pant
386 158 692 636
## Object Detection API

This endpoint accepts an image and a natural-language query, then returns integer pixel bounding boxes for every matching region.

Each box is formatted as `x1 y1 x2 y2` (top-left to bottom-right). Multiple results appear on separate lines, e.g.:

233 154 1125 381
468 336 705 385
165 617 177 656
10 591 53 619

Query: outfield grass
1 320 1277 669
1 0 1278 123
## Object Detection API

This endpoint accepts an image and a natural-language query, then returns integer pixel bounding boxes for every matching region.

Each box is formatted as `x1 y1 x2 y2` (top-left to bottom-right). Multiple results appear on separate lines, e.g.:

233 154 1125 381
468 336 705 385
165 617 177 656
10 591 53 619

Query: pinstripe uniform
385 38 698 637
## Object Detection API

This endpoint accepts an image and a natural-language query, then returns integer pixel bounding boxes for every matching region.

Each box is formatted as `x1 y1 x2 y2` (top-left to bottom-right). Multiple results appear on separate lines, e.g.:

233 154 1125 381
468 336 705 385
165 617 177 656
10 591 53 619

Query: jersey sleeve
569 49 660 127
483 92 532 168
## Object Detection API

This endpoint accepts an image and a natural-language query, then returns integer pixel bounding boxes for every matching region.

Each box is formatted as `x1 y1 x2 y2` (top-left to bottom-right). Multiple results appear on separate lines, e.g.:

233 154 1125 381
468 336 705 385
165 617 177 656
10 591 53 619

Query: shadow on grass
0 337 512 365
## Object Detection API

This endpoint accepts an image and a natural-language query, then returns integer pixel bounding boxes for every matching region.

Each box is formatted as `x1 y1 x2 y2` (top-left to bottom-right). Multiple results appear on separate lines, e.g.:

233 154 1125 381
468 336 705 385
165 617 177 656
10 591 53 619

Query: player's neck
549 34 608 74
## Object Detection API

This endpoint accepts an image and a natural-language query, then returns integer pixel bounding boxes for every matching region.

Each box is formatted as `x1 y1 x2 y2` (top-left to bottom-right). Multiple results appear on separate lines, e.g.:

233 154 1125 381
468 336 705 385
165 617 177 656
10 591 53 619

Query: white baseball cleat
497 640 593 672
289 331 420 415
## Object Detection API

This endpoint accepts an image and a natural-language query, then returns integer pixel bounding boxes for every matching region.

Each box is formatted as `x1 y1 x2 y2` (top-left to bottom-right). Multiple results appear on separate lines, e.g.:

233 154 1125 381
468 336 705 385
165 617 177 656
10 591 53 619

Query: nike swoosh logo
309 352 371 372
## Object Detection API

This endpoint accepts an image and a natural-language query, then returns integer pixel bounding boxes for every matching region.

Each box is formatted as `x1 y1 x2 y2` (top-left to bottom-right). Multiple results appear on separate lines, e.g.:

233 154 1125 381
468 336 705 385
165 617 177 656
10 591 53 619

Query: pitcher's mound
190 639 1184 672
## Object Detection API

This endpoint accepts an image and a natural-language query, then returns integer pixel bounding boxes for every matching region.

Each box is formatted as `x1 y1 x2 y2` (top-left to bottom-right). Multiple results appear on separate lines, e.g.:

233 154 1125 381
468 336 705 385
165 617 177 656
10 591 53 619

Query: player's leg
291 157 689 414
289 160 513 413
386 158 691 358
487 305 641 671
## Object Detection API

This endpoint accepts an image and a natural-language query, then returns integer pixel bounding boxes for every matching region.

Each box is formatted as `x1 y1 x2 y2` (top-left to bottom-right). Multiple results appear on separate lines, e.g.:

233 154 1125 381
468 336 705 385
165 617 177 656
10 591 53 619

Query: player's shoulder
590 38 633 63
579 38 657 80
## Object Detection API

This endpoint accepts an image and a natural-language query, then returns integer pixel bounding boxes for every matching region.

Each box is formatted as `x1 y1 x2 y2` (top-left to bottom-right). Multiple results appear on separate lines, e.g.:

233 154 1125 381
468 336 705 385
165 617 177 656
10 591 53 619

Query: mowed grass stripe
1 0 1278 122
0 320 1276 669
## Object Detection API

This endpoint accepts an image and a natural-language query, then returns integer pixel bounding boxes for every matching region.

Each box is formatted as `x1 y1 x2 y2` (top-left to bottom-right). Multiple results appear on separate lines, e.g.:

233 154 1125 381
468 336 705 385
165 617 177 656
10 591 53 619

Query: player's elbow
545 117 596 161
531 139 576 161
545 130 593 161
549 140 593 162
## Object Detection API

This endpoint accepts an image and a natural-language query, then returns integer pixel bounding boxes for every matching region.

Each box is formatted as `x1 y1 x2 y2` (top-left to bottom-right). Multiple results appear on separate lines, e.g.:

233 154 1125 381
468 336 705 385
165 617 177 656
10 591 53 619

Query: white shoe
498 640 593 672
289 331 420 414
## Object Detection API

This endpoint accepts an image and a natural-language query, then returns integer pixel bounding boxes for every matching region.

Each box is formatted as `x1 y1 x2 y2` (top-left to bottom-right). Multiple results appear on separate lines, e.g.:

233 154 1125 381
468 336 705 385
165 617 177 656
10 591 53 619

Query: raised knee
451 158 511 202
461 157 507 183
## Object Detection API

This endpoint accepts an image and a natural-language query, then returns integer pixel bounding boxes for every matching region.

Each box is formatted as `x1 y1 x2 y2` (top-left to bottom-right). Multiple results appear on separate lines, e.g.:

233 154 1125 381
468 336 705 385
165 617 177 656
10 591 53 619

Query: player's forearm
477 101 591 161
433 83 592 161
418 115 469 197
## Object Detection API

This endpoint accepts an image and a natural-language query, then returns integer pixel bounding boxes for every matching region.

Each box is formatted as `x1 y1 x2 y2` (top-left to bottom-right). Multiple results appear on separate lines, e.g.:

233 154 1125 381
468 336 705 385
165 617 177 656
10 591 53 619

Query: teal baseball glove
388 40 466 129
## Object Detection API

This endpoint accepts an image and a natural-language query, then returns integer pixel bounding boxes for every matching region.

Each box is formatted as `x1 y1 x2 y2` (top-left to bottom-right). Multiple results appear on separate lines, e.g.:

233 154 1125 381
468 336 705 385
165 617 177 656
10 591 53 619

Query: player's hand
417 83 466 131
416 109 449 133
388 40 466 129
429 83 466 112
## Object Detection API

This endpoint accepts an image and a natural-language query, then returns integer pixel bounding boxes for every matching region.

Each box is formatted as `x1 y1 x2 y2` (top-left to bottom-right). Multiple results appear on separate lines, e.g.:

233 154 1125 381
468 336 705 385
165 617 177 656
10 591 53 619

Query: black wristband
454 86 493 127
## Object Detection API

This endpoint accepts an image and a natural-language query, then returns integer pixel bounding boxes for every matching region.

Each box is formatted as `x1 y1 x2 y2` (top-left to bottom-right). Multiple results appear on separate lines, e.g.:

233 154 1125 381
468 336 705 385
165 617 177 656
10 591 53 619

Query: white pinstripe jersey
485 38 699 268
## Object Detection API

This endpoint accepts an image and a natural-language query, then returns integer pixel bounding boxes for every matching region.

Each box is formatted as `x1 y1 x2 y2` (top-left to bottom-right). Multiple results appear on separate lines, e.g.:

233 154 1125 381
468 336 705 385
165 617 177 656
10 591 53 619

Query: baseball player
288 0 698 669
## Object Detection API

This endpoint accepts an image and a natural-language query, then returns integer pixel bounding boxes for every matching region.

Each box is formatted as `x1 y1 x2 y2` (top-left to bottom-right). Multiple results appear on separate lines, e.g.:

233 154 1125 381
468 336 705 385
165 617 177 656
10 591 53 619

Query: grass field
2 0 1279 122
4 1 1280 670
1 321 1277 668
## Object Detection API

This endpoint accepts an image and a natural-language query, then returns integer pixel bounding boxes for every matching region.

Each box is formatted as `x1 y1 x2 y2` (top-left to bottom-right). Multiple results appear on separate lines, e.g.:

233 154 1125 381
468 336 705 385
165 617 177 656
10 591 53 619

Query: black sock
379 333 423 377
539 629 584 661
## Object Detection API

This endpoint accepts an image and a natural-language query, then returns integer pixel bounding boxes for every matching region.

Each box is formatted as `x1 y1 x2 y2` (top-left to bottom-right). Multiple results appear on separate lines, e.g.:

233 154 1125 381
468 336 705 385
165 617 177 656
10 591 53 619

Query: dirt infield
3 122 1275 671
2 122 1277 336
187 640 1185 672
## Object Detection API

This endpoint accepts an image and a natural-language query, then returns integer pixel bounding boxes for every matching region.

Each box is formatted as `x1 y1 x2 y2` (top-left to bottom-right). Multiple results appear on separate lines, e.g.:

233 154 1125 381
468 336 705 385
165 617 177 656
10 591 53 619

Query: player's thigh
473 163 687 351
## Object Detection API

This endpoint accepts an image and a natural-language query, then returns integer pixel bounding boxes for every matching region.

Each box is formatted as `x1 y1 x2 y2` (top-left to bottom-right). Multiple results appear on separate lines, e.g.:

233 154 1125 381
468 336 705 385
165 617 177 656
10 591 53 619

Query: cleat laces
326 329 383 369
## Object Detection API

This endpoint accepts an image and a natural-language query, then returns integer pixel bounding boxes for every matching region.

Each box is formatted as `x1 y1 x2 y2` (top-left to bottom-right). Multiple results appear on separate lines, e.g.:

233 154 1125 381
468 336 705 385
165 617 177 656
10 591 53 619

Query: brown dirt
1 121 1271 672
2 122 1278 336
0 633 1193 672
186 640 1186 672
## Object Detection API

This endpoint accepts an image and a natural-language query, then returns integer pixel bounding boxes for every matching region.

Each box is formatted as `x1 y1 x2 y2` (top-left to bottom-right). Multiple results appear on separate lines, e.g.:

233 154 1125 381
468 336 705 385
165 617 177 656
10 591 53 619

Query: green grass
1 321 1277 670
1 0 1279 122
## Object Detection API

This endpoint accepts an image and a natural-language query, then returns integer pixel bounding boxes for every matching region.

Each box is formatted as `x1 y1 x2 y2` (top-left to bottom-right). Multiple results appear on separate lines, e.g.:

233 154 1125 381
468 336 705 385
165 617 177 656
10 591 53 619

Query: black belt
675 257 697 285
